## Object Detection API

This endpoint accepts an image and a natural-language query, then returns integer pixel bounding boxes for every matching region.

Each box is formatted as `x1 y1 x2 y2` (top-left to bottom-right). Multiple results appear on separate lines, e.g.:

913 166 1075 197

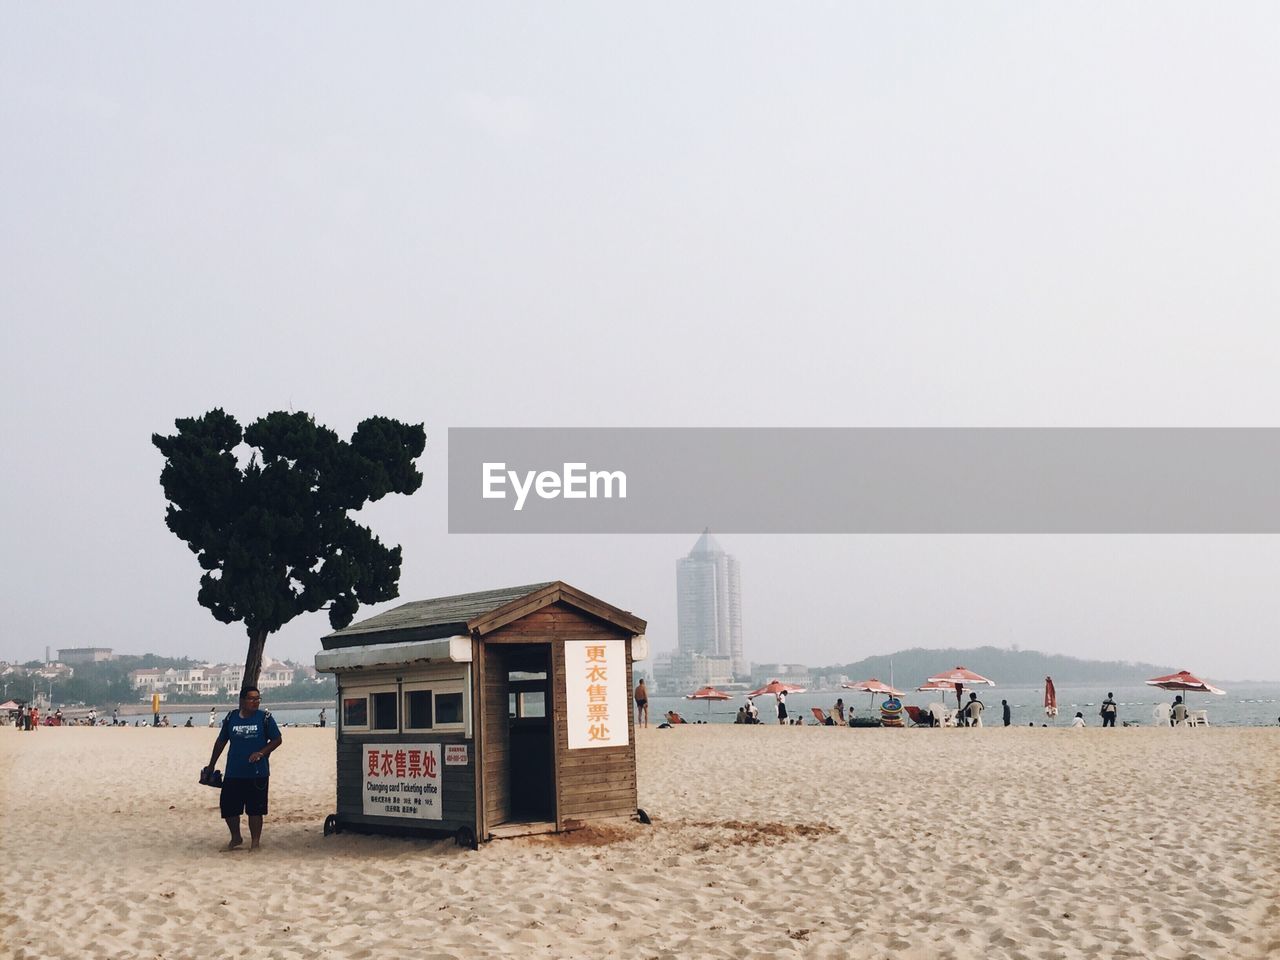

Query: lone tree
153 409 426 689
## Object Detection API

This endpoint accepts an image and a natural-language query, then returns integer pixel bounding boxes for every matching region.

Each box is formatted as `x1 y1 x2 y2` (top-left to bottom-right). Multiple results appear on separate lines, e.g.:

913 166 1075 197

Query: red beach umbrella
685 686 732 715
747 679 808 698
1044 676 1058 718
1146 670 1226 720
926 666 995 709
843 678 906 711
1144 670 1226 696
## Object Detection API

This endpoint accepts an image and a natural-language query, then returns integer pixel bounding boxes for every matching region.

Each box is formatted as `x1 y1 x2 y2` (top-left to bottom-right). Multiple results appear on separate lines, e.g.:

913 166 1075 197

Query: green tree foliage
37 656 197 708
152 409 425 689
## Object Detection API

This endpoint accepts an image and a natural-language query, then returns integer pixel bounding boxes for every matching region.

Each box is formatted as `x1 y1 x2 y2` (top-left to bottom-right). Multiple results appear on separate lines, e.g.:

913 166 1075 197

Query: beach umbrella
1044 676 1058 718
1144 670 1226 696
926 666 995 709
685 686 732 715
1145 670 1226 720
843 678 906 711
0 700 19 711
747 679 808 698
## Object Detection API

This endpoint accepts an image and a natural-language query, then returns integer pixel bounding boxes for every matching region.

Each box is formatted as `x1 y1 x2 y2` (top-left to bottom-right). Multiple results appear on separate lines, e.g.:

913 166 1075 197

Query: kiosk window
342 696 368 728
402 679 466 732
436 692 464 725
405 690 433 729
371 691 398 731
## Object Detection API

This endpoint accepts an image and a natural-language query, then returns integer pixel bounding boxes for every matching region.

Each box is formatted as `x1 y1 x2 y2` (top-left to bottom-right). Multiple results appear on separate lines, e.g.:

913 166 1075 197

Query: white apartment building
129 659 296 696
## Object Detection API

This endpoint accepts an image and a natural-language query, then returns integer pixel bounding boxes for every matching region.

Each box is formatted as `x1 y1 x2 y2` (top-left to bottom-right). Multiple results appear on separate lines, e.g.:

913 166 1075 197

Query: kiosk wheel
455 826 478 850
323 814 340 837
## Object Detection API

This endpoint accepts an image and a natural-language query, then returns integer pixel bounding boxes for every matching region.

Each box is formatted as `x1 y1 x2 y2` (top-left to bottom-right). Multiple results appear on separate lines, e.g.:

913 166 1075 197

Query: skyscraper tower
676 529 744 678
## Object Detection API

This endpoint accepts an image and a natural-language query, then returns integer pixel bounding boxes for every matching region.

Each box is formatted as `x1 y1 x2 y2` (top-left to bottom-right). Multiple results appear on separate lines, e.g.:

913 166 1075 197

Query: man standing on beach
634 678 648 728
205 687 282 851
1002 699 1011 726
1100 693 1118 728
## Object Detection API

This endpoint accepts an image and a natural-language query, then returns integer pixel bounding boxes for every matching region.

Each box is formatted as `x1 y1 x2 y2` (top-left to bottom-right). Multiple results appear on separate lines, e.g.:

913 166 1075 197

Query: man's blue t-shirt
220 709 282 778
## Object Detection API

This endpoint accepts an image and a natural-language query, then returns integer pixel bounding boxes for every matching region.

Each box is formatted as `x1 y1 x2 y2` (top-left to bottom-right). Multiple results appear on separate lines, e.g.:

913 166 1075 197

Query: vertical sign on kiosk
564 639 628 749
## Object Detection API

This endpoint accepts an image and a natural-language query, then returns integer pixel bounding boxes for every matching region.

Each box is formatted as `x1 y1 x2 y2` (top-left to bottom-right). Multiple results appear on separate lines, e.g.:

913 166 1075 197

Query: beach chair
1152 703 1172 726
905 705 932 727
810 707 833 726
1186 709 1208 727
927 702 955 727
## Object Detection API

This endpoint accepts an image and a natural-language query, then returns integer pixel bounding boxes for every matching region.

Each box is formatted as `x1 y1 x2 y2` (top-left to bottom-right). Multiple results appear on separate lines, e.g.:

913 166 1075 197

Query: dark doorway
502 645 555 823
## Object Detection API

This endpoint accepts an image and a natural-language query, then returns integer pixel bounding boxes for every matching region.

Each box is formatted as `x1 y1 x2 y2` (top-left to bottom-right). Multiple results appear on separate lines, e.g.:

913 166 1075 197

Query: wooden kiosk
315 581 648 847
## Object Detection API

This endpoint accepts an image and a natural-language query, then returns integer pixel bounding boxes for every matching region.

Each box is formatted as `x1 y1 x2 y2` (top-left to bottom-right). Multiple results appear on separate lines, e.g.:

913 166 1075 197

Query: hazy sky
4 5 1279 681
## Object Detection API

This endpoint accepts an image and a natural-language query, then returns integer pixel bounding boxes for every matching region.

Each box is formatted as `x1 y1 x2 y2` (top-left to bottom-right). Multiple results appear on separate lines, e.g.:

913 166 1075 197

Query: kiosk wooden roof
321 581 646 648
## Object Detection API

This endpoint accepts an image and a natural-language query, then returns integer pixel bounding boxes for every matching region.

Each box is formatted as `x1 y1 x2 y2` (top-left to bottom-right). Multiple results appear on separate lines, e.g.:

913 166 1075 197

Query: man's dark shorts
220 777 270 817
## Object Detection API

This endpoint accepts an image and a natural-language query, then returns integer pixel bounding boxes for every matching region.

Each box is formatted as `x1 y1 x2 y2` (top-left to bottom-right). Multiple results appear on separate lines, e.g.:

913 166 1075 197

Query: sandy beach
2 725 1277 960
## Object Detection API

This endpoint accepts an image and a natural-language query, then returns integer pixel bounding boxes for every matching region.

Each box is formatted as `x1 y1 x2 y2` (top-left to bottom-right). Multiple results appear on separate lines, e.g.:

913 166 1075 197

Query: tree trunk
241 628 269 692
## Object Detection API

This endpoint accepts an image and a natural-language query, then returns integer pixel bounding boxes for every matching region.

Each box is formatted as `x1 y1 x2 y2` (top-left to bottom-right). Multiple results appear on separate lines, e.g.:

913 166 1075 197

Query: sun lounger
905 705 932 727
810 707 835 726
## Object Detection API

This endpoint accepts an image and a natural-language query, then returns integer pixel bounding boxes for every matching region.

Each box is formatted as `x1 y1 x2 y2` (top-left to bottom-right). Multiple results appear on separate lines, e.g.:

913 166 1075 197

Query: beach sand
2 725 1277 959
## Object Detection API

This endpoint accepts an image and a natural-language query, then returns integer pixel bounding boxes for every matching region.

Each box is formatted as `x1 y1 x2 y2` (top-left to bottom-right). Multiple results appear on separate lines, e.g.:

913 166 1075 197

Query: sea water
646 682 1280 728
141 683 1280 730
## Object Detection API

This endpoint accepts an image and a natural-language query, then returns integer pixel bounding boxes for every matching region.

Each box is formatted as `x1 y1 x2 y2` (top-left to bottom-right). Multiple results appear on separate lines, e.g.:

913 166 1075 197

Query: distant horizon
10 644 1274 686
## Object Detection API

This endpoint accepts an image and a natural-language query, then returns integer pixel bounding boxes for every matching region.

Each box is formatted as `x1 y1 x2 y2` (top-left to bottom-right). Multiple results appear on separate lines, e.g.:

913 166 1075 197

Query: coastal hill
822 646 1175 686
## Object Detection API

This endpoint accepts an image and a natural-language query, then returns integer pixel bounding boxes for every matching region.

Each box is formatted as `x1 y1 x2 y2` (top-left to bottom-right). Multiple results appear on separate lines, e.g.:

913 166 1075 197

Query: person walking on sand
1002 699 1011 727
1100 693 1118 728
776 689 788 725
318 707 326 728
208 707 218 727
205 687 282 851
634 678 649 728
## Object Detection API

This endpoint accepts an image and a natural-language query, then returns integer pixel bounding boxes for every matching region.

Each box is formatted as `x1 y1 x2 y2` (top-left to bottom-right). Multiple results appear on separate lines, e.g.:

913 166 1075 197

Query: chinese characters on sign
564 639 628 750
362 743 442 820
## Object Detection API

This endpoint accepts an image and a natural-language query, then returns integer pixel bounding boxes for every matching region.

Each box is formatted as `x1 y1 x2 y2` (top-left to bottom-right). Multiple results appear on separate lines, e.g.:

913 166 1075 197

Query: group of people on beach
6 705 119 728
631 678 1214 730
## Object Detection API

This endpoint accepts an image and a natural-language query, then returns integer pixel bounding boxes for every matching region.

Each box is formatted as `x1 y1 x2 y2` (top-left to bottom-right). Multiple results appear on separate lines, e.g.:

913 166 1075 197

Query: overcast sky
3 4 1278 681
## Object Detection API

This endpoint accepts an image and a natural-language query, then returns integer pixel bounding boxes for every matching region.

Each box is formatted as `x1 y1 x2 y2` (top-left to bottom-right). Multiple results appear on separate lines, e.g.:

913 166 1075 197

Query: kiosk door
484 644 555 828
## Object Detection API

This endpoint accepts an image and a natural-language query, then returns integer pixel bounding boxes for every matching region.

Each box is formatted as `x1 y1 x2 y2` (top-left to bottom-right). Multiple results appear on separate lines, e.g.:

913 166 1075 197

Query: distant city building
750 663 812 688
58 647 114 664
128 659 296 696
676 529 744 679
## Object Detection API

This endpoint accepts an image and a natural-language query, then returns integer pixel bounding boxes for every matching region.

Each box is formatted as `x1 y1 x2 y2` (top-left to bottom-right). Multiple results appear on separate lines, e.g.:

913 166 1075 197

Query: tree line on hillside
18 655 200 707
821 646 1175 686
13 656 334 709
